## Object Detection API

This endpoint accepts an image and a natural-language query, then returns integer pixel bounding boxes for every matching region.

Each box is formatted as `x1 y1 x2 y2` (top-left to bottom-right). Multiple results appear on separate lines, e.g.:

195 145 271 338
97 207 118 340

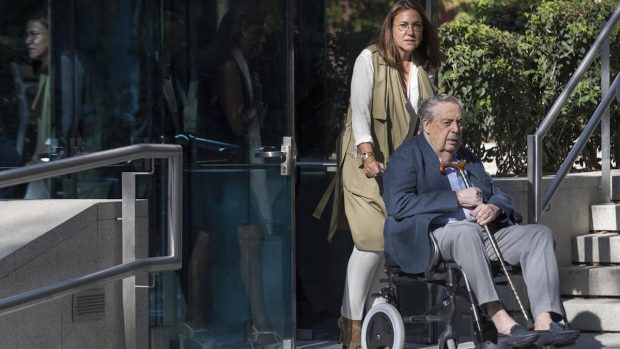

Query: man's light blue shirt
424 138 476 225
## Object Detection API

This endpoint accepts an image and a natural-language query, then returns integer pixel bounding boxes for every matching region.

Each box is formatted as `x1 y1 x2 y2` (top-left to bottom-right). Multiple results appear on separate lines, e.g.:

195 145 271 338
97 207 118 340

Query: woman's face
25 20 49 62
239 21 266 58
392 9 423 59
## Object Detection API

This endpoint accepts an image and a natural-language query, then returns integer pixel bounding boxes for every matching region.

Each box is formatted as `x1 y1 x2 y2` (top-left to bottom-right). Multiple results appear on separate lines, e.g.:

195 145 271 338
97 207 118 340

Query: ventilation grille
72 288 105 322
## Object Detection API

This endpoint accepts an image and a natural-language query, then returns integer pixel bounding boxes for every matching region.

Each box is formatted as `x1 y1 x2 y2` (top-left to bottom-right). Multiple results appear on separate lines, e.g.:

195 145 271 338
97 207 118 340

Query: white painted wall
495 171 614 267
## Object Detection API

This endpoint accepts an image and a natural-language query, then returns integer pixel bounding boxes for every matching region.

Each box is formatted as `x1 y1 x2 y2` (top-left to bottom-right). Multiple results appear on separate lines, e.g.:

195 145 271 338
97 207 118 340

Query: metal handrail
0 143 182 316
527 5 620 223
540 74 619 215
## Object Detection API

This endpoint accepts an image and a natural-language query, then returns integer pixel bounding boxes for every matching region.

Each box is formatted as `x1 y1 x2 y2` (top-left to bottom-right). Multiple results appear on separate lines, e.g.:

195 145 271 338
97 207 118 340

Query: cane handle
439 160 467 175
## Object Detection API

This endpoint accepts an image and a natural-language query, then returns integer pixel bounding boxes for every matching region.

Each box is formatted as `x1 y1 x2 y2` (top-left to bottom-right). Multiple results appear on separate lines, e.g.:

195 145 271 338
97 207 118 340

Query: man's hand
456 187 483 208
470 203 501 225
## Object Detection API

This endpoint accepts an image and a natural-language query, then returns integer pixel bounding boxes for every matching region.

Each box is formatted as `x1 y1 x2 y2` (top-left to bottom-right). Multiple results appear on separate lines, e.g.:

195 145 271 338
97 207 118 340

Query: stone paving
297 332 620 348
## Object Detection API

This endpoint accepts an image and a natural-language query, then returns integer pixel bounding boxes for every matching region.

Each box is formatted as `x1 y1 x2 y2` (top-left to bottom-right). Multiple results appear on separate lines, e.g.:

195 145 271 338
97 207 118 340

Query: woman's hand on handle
357 142 384 178
363 157 384 178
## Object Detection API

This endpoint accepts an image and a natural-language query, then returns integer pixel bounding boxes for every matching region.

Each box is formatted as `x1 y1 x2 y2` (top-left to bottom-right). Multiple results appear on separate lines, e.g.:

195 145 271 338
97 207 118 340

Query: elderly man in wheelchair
368 94 580 349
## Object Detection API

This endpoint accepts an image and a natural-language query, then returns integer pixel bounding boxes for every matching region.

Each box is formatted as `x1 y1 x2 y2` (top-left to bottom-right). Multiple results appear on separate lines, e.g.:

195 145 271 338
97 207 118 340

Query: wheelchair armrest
383 228 450 279
424 232 444 279
513 211 523 224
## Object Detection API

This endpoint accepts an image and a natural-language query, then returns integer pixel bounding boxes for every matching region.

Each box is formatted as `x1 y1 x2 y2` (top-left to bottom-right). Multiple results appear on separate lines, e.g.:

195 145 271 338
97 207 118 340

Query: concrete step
563 298 620 332
591 203 620 231
572 232 620 264
560 265 620 296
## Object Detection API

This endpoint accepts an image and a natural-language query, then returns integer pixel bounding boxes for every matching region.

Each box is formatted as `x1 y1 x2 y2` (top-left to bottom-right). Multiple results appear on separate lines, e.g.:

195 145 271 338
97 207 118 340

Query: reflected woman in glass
25 10 50 162
183 5 280 349
23 9 51 198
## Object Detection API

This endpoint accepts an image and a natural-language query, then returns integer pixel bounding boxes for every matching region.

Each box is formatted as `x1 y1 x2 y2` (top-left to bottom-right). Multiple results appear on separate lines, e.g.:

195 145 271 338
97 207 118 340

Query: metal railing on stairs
0 144 182 327
527 5 620 223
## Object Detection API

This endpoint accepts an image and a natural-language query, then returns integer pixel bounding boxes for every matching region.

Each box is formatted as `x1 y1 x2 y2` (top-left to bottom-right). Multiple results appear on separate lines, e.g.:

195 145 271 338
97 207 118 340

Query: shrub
440 21 536 174
526 0 620 172
439 0 620 175
448 0 538 32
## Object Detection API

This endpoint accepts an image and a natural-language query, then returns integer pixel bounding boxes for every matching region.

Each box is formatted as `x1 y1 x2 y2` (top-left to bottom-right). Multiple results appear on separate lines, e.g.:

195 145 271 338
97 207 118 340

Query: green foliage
439 0 620 175
440 21 536 174
325 0 394 33
320 0 395 141
450 0 538 32
320 29 377 122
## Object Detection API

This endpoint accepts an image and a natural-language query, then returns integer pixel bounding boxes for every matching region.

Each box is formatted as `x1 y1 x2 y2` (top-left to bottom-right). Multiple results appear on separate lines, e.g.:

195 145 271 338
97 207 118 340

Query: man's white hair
419 94 464 121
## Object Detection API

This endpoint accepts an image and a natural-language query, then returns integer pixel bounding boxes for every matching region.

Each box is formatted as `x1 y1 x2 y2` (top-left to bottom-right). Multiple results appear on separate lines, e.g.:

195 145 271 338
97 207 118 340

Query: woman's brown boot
338 316 362 349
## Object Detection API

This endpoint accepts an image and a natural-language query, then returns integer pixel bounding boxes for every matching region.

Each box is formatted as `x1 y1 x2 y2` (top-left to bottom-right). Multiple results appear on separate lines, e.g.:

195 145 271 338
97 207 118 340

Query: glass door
153 0 295 348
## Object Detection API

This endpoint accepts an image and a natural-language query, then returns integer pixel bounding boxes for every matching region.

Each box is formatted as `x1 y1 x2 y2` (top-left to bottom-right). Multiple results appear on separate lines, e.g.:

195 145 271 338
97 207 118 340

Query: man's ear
421 118 430 134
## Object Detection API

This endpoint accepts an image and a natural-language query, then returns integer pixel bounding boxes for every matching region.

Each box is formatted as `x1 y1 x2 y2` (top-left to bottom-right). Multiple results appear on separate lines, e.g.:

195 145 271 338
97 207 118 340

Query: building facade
0 0 442 347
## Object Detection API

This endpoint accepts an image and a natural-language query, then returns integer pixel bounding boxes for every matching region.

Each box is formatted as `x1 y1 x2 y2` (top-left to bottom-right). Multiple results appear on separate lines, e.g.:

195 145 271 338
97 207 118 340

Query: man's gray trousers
431 221 562 318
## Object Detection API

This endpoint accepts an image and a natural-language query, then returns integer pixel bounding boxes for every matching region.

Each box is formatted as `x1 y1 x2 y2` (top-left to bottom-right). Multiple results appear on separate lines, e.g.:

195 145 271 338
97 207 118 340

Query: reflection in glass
159 1 293 348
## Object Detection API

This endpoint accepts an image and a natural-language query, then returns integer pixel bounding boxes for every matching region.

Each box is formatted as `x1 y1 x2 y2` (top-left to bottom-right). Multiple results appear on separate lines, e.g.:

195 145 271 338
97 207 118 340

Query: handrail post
122 172 138 349
122 168 153 349
169 151 183 263
601 36 611 203
528 134 542 223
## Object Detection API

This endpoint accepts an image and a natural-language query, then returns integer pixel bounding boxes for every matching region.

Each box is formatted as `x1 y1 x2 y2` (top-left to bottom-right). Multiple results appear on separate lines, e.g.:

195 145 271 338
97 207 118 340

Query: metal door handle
255 147 283 158
253 138 295 176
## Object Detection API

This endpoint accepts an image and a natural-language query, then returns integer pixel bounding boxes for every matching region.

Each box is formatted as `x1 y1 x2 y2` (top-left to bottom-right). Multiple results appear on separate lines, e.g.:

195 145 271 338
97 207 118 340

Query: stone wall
0 200 148 349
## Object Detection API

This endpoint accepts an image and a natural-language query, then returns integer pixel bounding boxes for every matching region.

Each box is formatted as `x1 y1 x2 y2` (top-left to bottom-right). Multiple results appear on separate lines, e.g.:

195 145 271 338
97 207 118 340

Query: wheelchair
360 232 540 349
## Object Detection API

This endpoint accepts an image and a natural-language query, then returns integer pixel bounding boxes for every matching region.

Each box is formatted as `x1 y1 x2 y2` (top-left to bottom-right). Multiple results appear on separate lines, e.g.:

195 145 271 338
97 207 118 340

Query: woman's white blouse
350 49 420 147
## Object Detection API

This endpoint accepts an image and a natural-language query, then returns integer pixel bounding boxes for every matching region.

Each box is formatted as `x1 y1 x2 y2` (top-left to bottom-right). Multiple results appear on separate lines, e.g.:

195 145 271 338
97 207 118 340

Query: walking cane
439 160 531 322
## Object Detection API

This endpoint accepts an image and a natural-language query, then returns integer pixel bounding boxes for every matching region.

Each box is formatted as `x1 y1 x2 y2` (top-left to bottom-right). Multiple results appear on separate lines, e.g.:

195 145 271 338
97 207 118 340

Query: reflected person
214 8 278 346
23 9 96 198
23 10 51 198
184 6 279 349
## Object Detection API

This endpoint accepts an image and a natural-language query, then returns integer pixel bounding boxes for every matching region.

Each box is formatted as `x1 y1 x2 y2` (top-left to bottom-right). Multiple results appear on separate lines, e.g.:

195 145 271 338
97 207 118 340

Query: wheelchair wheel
361 303 405 349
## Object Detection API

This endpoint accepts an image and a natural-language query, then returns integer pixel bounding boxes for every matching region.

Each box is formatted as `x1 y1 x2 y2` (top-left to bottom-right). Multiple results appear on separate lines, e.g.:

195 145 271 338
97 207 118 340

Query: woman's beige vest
314 45 436 249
